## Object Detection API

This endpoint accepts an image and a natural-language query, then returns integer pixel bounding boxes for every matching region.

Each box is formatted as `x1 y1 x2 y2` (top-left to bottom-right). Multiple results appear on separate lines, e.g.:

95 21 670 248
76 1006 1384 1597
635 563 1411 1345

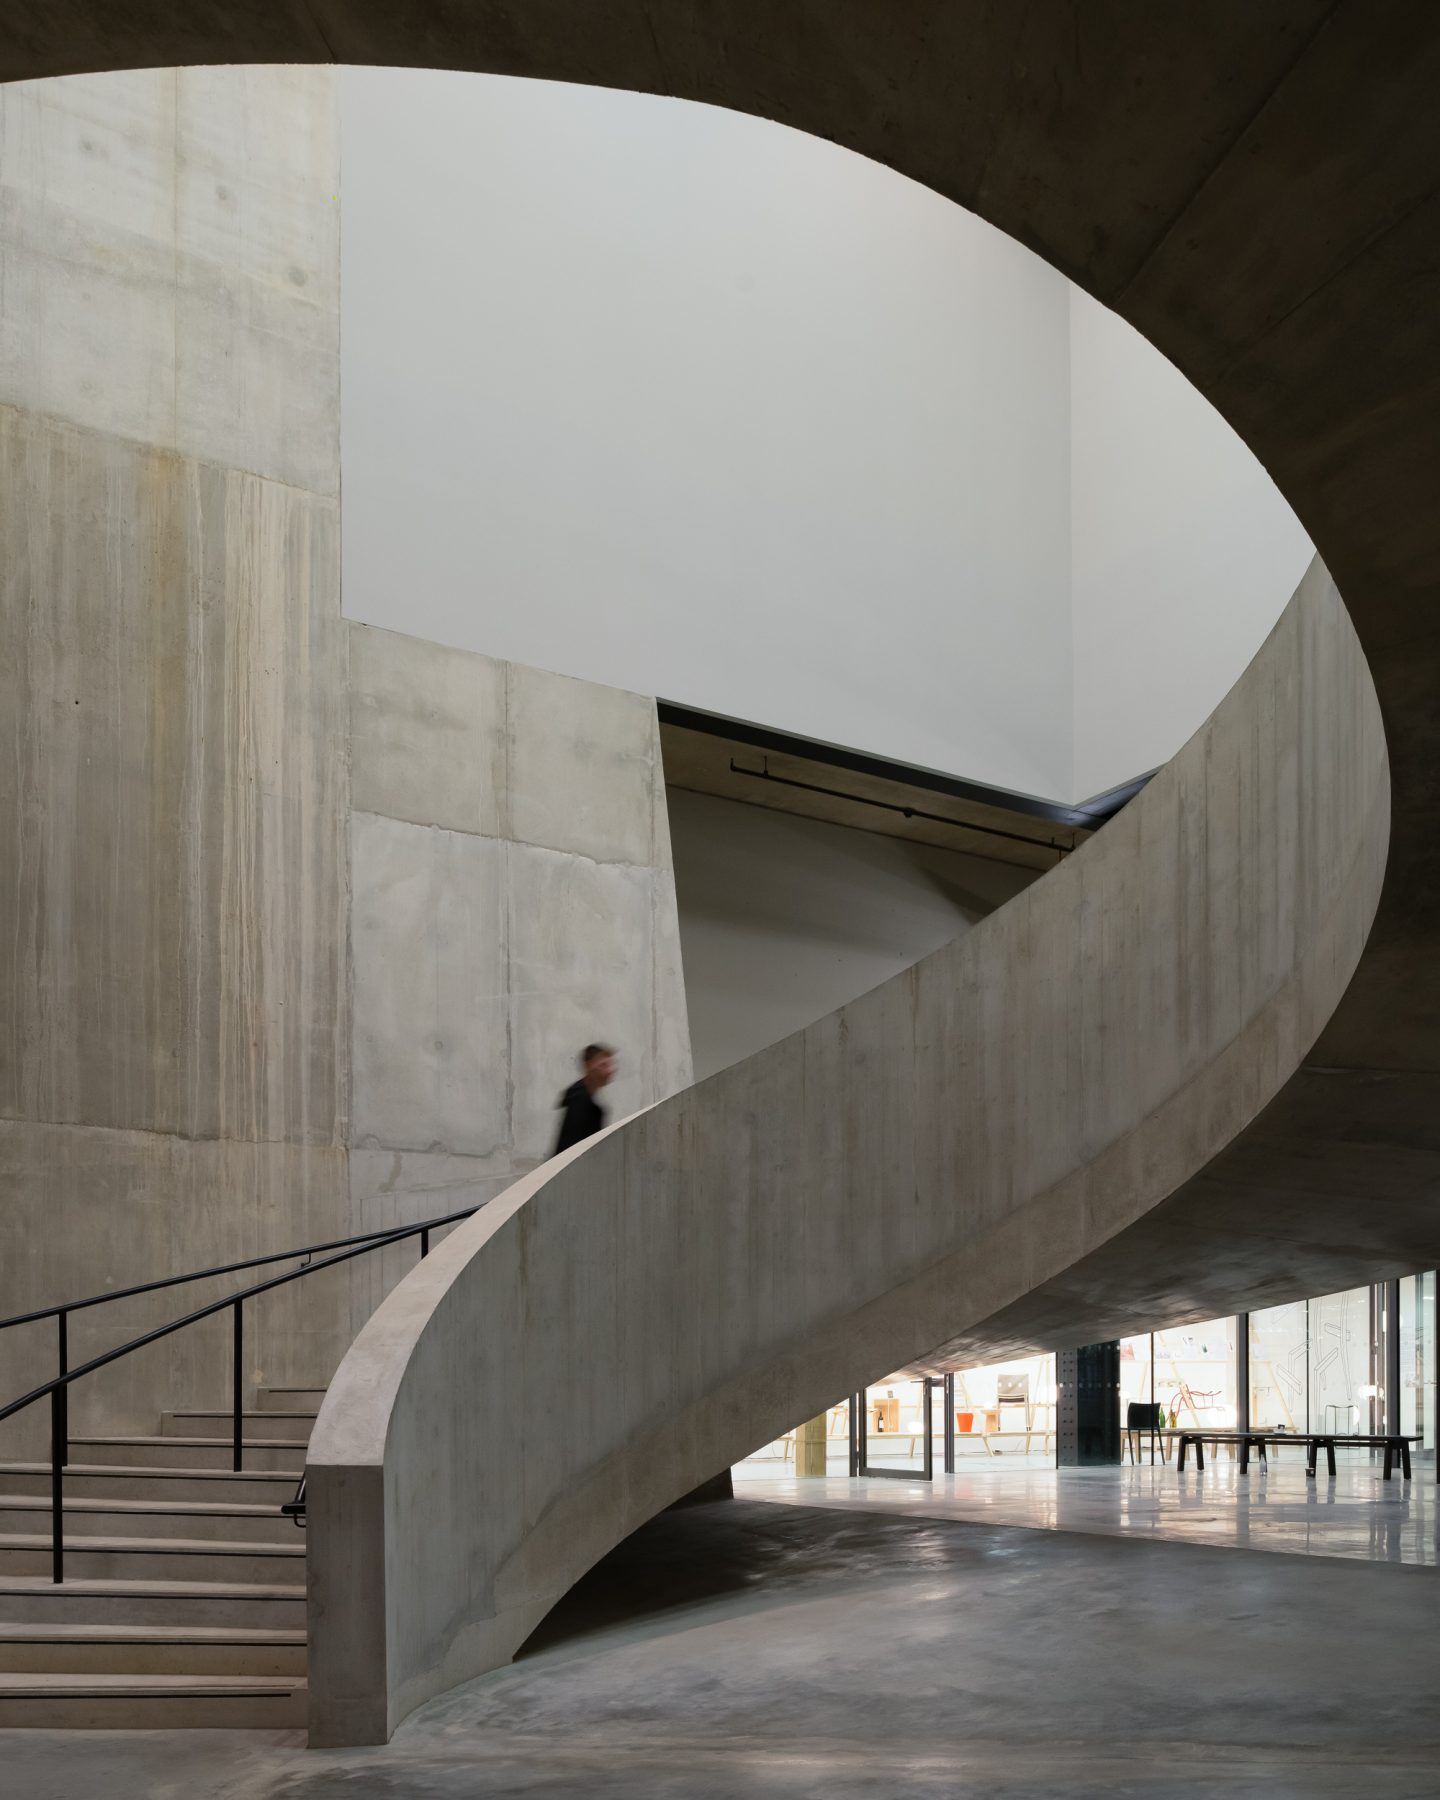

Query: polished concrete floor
737 1443 1056 1478
738 1458 1440 1567
7 1489 1440 1798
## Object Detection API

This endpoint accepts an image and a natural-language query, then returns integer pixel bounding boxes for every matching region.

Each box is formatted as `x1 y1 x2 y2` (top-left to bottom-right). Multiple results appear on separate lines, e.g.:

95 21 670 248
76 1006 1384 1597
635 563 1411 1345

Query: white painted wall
339 68 1310 805
668 791 1033 1080
340 67 1073 801
1068 290 1315 799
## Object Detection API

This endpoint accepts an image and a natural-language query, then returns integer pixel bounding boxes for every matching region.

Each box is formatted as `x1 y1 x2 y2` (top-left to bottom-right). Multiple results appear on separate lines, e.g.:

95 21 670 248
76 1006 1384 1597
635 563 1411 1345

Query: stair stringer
307 557 1388 1746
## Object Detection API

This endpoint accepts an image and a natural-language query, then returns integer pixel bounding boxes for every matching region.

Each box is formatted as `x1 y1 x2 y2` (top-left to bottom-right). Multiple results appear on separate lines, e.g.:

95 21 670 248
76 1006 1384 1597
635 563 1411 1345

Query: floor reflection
735 1456 1439 1566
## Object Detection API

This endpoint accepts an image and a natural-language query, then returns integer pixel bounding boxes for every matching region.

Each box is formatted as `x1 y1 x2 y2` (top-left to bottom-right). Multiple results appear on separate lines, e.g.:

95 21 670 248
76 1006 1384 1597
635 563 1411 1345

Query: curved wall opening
338 67 1313 805
0 53 1331 1450
2 23 1430 1755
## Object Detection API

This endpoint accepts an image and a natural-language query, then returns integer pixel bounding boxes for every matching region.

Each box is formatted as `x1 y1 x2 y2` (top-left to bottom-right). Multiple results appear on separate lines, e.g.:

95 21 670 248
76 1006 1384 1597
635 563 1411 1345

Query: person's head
581 1042 617 1091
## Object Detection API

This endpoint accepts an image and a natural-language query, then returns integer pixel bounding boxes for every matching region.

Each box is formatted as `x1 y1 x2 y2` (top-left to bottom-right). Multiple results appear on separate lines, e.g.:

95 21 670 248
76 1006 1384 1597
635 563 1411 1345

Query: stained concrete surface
344 619 693 1227
349 625 509 840
0 69 349 1457
350 814 510 1158
0 62 698 1472
0 68 340 495
7 1497 1440 1798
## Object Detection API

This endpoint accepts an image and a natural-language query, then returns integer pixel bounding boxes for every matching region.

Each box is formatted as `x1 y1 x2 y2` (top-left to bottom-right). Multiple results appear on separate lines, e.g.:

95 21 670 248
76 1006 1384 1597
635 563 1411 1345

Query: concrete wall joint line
0 400 341 506
345 623 691 1312
346 806 673 874
1107 5 1343 310
0 67 348 1449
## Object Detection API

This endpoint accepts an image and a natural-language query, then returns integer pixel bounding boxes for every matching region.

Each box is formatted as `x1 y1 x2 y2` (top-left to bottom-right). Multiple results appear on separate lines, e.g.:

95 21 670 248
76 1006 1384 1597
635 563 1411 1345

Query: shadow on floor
517 1493 957 1658
9 1498 1440 1798
515 1496 801 1657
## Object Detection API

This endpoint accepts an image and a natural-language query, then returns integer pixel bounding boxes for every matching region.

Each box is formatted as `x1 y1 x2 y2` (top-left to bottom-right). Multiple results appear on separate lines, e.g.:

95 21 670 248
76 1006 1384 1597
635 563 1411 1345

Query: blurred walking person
553 1043 617 1155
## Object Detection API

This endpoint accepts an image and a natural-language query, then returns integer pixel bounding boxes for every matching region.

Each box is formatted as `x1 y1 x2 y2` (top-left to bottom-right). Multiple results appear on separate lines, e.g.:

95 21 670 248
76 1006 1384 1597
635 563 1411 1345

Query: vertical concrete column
0 68 348 1449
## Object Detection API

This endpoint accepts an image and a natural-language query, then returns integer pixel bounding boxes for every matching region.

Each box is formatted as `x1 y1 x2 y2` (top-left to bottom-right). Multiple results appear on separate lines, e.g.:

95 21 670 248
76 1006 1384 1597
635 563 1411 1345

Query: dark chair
1125 1402 1168 1465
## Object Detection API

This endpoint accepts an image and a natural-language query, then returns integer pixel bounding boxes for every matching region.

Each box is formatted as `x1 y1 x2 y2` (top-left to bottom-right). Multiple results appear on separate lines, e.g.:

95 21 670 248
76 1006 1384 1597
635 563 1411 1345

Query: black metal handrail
0 1213 490 1335
0 1204 480 1582
281 1474 307 1530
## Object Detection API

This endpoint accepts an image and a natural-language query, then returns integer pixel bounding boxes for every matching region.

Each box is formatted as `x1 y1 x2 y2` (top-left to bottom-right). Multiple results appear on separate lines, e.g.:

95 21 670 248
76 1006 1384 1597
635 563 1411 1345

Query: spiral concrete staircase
5 0 1440 1750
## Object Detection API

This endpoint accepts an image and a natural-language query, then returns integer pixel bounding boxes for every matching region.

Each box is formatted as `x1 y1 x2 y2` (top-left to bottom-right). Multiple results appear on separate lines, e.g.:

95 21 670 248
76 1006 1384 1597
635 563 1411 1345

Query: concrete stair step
70 1436 305 1472
0 1495 297 1545
0 1622 307 1676
255 1387 327 1413
163 1410 314 1444
0 1670 307 1728
0 1462 300 1505
0 1577 305 1628
0 1532 305 1584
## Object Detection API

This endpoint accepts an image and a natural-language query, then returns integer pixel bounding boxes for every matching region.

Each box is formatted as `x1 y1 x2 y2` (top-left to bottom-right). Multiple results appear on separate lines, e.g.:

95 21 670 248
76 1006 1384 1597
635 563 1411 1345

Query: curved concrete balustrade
8 0 1440 1752
303 560 1386 1743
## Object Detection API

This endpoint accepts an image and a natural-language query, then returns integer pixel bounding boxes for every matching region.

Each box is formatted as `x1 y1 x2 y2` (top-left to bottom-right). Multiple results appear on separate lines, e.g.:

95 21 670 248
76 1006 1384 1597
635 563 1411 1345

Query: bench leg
1306 1442 1316 1478
1178 1437 1187 1472
1240 1438 1249 1473
1402 1443 1412 1480
1383 1444 1393 1480
1326 1440 1336 1478
1196 1439 1205 1472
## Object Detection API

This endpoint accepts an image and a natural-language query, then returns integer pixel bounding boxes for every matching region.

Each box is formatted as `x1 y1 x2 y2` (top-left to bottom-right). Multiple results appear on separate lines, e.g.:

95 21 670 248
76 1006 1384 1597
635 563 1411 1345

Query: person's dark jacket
554 1079 605 1156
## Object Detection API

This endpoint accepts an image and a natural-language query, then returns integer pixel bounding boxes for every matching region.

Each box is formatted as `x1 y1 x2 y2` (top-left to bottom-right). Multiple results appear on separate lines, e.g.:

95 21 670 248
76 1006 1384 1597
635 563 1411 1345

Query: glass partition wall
1120 1283 1436 1460
857 1376 933 1475
1121 1321 1238 1428
1248 1301 1308 1431
1153 1318 1239 1430
948 1354 1057 1464
733 1275 1437 1482
1119 1334 1153 1414
1248 1281 1437 1454
1400 1273 1436 1448
1307 1287 1374 1434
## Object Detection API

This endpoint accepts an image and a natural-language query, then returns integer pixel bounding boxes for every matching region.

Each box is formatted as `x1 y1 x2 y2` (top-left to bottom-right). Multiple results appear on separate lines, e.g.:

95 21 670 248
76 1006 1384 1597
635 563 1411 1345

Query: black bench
1176 1428 1417 1480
